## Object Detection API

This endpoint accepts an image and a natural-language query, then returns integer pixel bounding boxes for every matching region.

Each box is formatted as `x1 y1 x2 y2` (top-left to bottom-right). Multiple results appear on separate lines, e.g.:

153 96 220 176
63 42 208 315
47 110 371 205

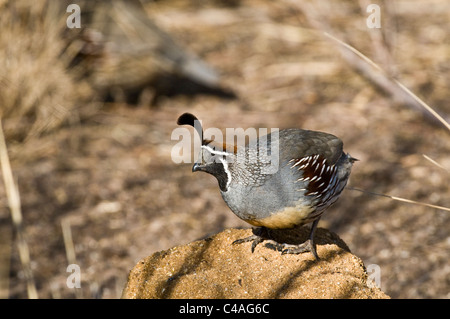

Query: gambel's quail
177 113 356 259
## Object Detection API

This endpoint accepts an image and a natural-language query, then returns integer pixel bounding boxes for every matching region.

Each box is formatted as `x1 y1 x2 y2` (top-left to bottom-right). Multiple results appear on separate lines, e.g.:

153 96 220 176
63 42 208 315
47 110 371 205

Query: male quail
177 113 356 259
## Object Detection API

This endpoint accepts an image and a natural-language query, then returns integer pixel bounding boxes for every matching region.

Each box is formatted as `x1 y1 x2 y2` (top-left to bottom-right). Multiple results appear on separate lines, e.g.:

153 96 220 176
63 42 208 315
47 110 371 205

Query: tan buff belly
244 205 315 229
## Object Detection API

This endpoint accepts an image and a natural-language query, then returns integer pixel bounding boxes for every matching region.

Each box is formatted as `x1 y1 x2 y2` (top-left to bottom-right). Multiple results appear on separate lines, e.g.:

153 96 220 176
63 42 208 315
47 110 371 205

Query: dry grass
0 0 91 299
0 1 91 144
0 0 449 299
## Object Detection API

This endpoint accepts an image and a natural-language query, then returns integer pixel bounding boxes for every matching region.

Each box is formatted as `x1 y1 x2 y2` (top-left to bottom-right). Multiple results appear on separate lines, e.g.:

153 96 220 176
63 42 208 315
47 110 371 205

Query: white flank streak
314 162 321 172
320 165 325 176
292 161 301 168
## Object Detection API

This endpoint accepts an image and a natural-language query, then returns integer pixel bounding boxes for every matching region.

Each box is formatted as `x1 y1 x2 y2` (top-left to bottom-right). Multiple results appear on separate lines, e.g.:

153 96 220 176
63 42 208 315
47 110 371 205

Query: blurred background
0 0 448 298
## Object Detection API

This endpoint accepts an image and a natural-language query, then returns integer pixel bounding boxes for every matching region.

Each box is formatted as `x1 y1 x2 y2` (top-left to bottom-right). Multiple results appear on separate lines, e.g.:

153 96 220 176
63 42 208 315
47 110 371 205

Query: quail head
177 113 356 259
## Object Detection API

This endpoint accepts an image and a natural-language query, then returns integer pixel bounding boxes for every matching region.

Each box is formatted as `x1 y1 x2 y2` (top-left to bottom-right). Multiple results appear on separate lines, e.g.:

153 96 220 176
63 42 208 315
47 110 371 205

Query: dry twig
349 187 450 213
0 118 38 299
284 0 450 130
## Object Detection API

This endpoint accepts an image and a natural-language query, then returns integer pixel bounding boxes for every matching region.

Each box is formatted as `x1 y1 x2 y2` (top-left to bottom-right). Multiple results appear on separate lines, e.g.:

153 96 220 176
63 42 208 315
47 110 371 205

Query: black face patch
205 162 230 192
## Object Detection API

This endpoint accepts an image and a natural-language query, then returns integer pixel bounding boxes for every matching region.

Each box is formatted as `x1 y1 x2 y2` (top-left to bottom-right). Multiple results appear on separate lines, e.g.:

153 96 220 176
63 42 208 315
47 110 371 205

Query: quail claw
232 234 264 253
280 239 319 260
232 227 270 253
232 227 319 259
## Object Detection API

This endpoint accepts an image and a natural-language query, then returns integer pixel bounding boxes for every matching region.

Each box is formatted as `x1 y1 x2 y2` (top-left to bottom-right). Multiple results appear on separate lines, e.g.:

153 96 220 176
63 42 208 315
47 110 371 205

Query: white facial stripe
218 157 232 191
201 145 233 157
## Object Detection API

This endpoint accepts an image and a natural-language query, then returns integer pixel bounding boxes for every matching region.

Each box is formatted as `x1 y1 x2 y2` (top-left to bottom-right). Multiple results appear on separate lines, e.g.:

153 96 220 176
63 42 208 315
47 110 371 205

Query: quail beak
192 162 202 172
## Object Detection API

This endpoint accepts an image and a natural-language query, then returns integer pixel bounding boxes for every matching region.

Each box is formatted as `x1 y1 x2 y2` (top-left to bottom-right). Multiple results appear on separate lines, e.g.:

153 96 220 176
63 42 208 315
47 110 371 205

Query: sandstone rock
122 228 389 299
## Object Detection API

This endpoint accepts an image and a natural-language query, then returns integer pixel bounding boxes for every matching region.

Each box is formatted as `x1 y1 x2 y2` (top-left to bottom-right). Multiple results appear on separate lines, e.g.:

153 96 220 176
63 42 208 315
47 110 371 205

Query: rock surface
122 228 389 299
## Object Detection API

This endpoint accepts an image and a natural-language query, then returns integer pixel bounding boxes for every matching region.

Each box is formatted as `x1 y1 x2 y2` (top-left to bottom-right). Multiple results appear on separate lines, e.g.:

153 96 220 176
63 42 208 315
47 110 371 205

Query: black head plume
177 112 198 127
177 112 205 145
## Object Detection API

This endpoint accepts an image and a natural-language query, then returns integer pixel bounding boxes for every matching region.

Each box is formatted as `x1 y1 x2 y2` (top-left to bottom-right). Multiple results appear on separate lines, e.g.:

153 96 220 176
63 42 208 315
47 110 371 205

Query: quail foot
177 113 356 259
